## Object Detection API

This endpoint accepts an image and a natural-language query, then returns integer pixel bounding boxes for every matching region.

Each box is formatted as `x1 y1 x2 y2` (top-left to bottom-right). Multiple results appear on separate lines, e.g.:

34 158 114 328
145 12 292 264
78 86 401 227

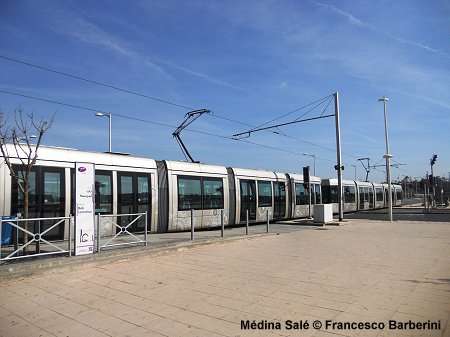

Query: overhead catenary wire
0 89 317 158
249 94 334 132
1 54 358 159
2 88 364 162
207 112 360 158
0 89 365 170
0 54 194 110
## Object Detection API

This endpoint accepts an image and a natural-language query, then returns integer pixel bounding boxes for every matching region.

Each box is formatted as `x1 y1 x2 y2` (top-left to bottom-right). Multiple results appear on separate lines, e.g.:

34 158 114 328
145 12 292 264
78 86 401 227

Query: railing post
144 212 148 247
37 219 41 254
221 210 224 238
97 213 101 253
69 215 73 257
246 210 249 235
266 209 269 233
191 209 194 240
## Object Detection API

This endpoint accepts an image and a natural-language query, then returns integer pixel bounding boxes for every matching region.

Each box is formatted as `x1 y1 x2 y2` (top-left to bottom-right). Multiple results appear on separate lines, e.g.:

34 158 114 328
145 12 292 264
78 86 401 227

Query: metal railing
0 216 73 261
96 212 148 252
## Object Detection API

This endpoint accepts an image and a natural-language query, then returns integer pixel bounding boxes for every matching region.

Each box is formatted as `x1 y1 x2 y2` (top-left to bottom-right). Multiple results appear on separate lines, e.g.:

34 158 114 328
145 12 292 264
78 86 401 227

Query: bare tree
0 109 54 253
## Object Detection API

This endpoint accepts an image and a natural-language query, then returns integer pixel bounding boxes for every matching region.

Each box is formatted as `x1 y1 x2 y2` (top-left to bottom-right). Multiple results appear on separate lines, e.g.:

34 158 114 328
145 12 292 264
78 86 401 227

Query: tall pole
313 155 316 177
95 112 112 152
334 92 343 221
108 113 112 153
348 164 356 180
430 162 435 207
303 153 316 176
379 96 393 221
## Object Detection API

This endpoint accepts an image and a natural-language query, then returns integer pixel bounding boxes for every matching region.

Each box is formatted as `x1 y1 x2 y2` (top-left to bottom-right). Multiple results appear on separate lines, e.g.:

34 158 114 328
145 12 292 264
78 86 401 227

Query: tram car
0 145 402 240
322 179 403 214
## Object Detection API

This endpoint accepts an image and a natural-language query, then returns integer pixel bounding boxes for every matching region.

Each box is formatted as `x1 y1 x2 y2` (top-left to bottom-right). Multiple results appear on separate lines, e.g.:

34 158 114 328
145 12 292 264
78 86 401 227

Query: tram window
258 181 272 207
396 190 402 200
137 176 150 204
369 188 374 205
322 185 330 204
12 166 65 229
359 187 365 204
95 172 112 213
313 184 321 204
44 172 62 205
16 170 37 210
203 178 224 209
376 188 383 202
120 176 134 204
364 187 370 202
329 186 338 203
295 183 309 205
344 186 355 203
178 177 202 210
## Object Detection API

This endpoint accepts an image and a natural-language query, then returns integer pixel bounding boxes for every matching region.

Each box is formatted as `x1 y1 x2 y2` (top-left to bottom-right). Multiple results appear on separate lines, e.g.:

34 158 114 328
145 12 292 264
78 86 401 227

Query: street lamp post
348 164 356 180
95 113 112 152
378 96 393 221
303 153 316 176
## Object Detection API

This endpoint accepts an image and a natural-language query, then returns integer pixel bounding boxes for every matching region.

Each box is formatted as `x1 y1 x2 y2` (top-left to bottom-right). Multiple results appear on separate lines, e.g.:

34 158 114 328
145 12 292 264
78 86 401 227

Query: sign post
75 162 95 255
303 166 311 218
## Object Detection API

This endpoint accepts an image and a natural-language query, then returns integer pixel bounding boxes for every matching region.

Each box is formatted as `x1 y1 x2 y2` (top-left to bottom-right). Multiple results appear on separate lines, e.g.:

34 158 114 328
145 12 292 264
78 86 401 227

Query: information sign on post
75 162 95 255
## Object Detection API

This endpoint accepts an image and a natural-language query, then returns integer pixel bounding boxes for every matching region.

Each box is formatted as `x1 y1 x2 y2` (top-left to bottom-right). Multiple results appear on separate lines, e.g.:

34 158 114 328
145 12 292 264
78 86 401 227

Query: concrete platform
1 217 449 337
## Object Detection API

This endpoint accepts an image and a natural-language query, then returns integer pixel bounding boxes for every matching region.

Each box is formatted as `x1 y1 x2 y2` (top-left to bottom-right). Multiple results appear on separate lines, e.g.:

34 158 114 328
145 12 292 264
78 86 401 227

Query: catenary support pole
334 92 344 221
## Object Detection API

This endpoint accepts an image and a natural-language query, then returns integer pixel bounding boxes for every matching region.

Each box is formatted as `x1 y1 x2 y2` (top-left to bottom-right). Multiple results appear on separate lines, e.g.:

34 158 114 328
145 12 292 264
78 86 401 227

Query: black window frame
202 177 225 210
95 170 113 214
177 175 224 211
344 185 356 203
257 180 272 207
295 183 310 205
376 188 384 202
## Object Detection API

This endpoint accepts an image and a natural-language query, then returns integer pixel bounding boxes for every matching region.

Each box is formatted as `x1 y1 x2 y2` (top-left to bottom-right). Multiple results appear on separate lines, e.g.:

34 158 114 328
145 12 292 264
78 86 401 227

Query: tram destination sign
75 162 95 255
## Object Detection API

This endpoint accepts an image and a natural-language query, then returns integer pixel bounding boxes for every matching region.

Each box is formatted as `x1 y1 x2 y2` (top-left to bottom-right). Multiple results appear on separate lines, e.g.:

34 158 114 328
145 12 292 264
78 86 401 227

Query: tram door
117 173 151 232
11 166 65 240
273 182 286 219
240 180 256 222
359 187 365 210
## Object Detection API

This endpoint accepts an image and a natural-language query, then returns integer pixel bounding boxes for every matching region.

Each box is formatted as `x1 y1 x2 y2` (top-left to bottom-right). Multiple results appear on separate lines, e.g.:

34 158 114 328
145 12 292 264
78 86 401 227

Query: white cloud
313 1 450 60
158 60 252 93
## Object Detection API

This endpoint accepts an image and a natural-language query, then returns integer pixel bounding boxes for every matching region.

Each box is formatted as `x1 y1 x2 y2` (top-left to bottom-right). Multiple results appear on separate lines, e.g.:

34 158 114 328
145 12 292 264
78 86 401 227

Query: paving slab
1 217 450 337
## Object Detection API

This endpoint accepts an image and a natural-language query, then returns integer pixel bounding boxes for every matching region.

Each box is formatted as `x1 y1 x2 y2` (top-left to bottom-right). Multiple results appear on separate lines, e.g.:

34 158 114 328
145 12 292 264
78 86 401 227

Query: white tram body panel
158 160 229 231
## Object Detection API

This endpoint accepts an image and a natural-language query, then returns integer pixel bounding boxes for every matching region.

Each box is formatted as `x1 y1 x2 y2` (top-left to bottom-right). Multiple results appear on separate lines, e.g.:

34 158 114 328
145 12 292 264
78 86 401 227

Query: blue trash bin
1 216 16 246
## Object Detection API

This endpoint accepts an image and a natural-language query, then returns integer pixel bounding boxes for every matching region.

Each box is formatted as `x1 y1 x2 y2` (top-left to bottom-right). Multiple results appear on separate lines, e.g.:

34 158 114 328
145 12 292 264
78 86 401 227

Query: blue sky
1 0 449 182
